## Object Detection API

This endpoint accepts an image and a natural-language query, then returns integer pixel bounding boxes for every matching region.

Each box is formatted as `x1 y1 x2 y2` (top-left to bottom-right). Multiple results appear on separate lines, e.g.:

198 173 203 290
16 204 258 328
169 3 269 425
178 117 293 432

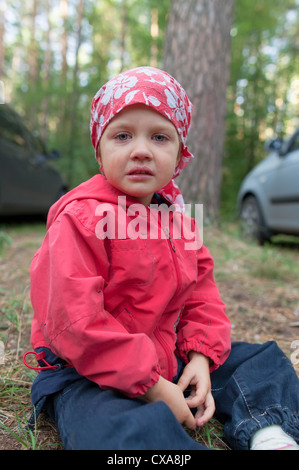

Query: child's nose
130 138 153 160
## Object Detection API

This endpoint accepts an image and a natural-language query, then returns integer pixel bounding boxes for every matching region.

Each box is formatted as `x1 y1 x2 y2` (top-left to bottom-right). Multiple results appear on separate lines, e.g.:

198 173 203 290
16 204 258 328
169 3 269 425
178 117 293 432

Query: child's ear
96 148 106 175
96 147 102 165
176 143 182 166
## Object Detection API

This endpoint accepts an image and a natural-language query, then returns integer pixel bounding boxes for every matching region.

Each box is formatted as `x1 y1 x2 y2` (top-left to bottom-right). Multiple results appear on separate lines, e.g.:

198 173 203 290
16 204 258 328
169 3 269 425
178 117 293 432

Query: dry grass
1 220 298 450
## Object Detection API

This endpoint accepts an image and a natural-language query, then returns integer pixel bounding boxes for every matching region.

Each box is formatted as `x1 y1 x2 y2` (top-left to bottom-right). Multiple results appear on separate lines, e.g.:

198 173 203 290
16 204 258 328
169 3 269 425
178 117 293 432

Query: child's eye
153 134 168 143
116 132 130 141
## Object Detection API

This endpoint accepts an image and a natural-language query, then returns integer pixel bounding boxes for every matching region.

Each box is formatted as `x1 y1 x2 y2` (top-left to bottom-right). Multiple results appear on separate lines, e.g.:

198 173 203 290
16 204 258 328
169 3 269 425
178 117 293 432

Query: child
26 66 299 451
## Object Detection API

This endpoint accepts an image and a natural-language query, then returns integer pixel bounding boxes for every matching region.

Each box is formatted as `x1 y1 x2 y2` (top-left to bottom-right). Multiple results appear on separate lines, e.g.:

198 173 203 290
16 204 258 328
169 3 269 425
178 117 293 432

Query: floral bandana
90 66 194 210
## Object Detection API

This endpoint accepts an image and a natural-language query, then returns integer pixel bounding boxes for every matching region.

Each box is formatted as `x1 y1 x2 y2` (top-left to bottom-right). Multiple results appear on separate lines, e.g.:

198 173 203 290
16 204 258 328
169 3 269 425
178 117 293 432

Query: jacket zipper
163 227 182 296
161 226 182 380
149 209 182 381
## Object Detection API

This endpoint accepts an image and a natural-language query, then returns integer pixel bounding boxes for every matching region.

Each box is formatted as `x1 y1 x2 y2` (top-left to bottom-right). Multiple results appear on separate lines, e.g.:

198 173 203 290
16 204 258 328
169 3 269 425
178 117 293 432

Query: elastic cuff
126 366 161 398
228 407 299 450
176 340 220 372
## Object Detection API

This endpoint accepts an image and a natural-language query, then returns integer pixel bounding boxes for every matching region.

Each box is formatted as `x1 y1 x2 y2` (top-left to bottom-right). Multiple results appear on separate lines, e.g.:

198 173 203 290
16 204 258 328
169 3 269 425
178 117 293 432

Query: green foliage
2 0 298 215
3 0 171 189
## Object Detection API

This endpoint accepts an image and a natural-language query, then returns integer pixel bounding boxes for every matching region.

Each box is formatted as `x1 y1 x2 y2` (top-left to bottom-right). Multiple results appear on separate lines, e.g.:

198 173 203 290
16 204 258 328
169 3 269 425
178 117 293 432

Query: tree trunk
60 0 68 82
119 0 128 72
41 0 52 141
28 0 38 86
58 0 69 142
67 0 84 186
0 0 5 103
0 0 5 81
26 0 39 127
163 0 235 221
150 8 159 67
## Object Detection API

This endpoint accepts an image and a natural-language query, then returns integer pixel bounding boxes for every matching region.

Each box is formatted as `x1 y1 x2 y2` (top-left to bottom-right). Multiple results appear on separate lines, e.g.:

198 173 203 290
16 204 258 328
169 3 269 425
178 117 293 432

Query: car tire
239 195 271 245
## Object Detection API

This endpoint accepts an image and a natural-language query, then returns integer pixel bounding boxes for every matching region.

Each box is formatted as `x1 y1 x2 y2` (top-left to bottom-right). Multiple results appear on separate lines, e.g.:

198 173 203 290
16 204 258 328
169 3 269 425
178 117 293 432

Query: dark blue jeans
43 341 299 450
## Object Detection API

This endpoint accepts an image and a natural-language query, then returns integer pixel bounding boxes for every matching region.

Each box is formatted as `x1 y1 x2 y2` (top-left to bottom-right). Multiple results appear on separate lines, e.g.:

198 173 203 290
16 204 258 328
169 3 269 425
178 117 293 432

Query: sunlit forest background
1 0 298 219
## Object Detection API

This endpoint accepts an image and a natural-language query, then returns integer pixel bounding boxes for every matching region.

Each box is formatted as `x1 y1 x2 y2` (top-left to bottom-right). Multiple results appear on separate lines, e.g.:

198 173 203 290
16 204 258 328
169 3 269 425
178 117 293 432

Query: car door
0 109 35 214
267 131 299 233
22 129 64 211
0 106 63 215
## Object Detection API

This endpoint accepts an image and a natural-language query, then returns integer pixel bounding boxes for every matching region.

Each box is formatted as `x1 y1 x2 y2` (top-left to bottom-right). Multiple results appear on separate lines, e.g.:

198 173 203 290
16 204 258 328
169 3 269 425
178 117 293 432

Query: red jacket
30 175 231 397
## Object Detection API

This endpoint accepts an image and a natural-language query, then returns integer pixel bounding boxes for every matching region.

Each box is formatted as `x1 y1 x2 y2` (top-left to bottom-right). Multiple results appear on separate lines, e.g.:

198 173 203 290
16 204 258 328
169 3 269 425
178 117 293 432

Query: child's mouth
127 167 154 177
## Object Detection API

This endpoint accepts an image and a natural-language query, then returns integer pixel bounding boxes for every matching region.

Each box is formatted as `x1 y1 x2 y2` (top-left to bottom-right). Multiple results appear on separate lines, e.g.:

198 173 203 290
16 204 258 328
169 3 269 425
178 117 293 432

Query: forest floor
0 220 299 450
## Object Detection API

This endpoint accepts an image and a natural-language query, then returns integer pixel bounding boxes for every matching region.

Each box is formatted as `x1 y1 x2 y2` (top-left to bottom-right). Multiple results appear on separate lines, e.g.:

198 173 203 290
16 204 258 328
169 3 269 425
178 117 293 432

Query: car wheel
239 195 270 245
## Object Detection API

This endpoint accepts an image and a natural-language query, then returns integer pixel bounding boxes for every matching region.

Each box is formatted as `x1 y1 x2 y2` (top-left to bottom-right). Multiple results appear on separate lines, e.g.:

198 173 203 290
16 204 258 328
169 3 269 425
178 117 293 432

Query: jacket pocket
113 306 134 332
109 238 155 286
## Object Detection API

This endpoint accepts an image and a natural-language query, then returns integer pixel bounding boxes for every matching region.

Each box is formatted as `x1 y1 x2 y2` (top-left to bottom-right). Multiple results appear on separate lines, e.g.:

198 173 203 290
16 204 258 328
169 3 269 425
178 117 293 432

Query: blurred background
0 0 298 221
0 2 299 450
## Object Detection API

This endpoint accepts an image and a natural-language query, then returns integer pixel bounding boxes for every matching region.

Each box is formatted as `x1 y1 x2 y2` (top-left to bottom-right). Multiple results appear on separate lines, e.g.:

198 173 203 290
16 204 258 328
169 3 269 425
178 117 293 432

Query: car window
30 131 47 156
0 109 27 149
0 106 50 165
0 126 27 148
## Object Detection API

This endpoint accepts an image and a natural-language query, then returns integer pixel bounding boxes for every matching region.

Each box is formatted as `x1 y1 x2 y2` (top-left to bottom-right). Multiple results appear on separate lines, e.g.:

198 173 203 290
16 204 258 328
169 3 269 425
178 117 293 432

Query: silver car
237 129 299 244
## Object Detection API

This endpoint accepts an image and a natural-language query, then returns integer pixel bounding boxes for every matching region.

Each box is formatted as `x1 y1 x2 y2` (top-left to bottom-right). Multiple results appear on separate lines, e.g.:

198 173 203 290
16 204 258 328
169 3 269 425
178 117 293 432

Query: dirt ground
0 221 298 450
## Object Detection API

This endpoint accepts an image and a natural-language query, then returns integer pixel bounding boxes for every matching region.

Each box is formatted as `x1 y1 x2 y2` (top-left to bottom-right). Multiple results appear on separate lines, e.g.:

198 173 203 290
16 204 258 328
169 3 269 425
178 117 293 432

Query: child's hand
177 352 215 427
141 375 196 430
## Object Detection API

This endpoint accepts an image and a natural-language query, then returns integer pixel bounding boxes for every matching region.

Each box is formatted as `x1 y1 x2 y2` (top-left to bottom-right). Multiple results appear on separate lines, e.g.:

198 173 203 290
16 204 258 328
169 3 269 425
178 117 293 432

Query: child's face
98 104 181 206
